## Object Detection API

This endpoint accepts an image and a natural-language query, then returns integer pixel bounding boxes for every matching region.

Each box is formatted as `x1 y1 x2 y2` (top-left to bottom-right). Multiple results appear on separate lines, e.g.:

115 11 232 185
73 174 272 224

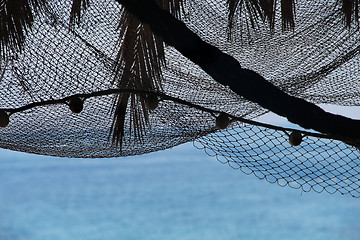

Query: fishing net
194 124 360 197
1 0 360 197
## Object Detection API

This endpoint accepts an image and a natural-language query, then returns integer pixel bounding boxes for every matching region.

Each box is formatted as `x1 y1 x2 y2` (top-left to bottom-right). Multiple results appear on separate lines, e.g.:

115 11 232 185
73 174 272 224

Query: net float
69 96 83 114
216 113 230 129
145 95 159 111
289 131 302 146
0 110 9 128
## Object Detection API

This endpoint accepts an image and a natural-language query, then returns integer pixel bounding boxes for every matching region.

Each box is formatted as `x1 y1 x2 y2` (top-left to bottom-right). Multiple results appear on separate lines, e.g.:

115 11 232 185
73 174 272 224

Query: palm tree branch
341 0 360 27
69 0 89 27
0 0 45 56
280 0 295 30
227 0 295 34
111 0 183 149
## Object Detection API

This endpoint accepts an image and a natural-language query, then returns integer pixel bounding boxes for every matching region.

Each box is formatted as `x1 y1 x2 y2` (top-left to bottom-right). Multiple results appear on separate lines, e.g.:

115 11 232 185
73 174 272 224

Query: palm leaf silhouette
69 0 89 27
0 0 46 55
110 0 184 149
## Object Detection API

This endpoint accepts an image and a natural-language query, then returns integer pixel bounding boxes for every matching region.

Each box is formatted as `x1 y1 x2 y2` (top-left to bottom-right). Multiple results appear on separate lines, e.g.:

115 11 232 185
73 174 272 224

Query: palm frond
69 0 89 27
111 0 184 149
227 0 295 36
280 0 295 31
227 0 276 39
111 92 130 149
0 0 45 57
227 0 260 31
341 0 359 27
260 0 276 29
161 0 184 19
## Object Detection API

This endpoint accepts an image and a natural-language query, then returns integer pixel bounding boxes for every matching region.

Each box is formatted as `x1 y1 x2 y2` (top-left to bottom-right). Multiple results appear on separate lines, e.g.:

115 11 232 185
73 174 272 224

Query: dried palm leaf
111 0 184 149
280 0 295 31
341 0 359 27
69 0 89 27
226 0 295 36
0 0 46 57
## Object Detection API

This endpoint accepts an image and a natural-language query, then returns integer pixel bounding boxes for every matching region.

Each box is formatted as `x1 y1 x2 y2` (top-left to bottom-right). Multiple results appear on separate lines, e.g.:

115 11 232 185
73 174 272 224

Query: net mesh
0 0 360 197
194 123 360 197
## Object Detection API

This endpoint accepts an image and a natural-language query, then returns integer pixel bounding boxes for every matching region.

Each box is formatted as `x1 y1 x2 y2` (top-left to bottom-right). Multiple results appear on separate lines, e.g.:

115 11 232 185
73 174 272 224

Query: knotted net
0 0 360 197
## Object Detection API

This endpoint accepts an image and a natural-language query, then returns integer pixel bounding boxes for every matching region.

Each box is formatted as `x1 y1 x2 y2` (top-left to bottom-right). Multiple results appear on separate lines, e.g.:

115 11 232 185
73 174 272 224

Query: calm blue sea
0 143 359 240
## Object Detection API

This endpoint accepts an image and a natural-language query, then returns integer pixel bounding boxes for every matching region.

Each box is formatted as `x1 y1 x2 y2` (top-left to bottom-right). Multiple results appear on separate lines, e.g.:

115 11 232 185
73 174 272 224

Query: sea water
0 143 359 240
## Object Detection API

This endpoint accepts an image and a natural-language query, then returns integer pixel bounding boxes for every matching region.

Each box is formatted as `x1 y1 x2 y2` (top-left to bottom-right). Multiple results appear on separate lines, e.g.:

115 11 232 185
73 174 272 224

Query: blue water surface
0 143 359 240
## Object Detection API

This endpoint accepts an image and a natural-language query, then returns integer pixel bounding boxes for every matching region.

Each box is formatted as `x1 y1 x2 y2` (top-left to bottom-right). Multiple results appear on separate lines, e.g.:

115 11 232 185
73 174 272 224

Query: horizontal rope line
1 88 352 144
